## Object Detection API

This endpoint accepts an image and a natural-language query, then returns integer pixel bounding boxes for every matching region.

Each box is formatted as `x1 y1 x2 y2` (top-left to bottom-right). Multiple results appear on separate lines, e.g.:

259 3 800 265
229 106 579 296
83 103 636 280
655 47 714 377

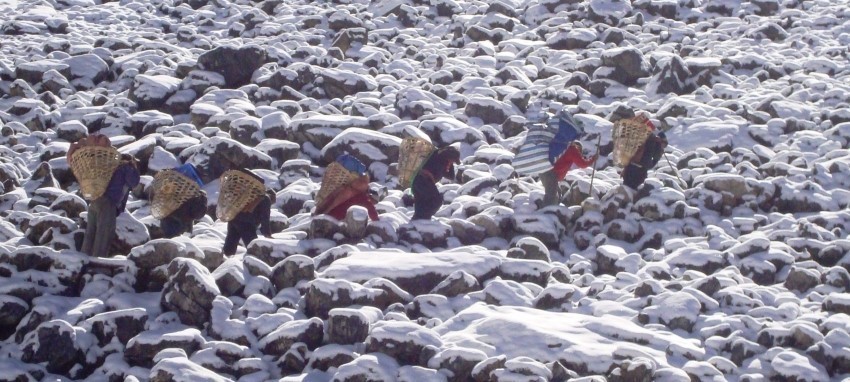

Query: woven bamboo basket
150 169 203 219
314 161 360 209
216 170 266 222
397 137 435 189
612 117 652 167
69 146 121 200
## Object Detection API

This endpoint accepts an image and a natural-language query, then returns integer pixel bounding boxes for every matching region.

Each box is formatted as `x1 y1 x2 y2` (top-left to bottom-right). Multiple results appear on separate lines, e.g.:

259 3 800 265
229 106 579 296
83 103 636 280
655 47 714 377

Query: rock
21 320 81 375
513 237 551 262
659 292 701 332
187 137 273 183
271 255 315 291
125 327 205 368
430 347 488 382
128 239 216 291
535 284 580 311
62 54 109 88
398 221 452 248
332 27 367 53
15 59 69 84
464 97 512 125
824 294 850 315
752 0 779 15
0 295 29 340
197 45 268 88
259 317 324 356
55 121 88 143
366 321 442 367
212 257 247 297
608 357 655 382
320 68 378 99
327 307 382 345
160 258 222 328
472 356 507 382
431 270 481 297
86 308 148 347
595 245 627 275
499 259 552 286
784 267 821 293
128 74 182 111
648 55 695 96
150 356 231 382
601 47 650 86
320 128 401 167
304 278 388 319
447 219 486 246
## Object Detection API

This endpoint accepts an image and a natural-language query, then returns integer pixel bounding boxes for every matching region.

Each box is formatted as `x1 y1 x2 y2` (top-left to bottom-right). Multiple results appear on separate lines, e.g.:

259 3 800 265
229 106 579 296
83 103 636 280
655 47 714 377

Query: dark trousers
539 169 559 207
161 216 191 239
222 222 258 256
82 197 117 257
623 164 648 190
412 175 440 220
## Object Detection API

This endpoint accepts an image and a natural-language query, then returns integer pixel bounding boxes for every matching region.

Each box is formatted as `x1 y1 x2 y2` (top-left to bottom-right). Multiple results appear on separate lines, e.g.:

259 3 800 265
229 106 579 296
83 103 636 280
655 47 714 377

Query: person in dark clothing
221 170 274 256
622 131 668 190
82 154 140 257
160 193 208 238
152 164 208 238
411 146 461 220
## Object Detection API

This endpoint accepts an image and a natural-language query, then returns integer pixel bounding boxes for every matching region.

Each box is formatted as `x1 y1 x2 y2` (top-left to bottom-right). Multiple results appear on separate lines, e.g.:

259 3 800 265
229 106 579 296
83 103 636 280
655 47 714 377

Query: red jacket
553 145 594 180
327 192 379 221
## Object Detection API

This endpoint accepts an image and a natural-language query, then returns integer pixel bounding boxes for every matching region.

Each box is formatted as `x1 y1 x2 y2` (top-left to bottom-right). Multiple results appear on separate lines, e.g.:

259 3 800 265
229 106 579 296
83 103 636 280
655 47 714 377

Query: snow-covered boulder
125 327 206 367
258 317 324 355
20 319 81 375
160 258 222 328
366 321 443 366
196 45 268 88
327 307 383 345
320 127 401 166
270 254 315 291
129 74 182 111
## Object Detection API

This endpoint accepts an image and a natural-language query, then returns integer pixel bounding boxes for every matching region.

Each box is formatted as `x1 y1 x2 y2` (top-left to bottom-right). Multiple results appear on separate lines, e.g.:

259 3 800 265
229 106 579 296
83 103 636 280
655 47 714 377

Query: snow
0 0 847 380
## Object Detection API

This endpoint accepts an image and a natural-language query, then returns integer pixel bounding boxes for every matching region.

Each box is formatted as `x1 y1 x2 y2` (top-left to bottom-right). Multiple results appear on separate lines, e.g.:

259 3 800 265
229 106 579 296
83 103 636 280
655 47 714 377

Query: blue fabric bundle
175 163 204 186
337 154 367 175
547 111 581 164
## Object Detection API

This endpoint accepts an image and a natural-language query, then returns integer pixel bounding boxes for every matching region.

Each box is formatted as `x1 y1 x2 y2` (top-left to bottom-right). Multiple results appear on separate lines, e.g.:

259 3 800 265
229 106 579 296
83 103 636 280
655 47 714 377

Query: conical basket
612 117 652 167
150 169 203 219
216 170 266 222
315 161 360 209
397 137 435 189
69 146 121 200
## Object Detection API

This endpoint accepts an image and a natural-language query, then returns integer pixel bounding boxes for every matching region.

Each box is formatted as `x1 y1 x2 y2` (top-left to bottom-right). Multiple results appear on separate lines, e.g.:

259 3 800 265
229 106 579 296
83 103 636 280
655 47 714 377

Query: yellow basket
150 169 203 219
612 117 652 167
397 137 434 189
216 170 266 222
315 161 360 209
69 146 121 200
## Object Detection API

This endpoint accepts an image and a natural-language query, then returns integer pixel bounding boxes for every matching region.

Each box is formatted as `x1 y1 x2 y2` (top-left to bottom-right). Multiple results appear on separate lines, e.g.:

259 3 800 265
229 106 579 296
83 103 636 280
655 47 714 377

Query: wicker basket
315 161 360 209
150 169 203 219
216 170 266 222
397 137 435 189
612 117 652 167
69 146 121 200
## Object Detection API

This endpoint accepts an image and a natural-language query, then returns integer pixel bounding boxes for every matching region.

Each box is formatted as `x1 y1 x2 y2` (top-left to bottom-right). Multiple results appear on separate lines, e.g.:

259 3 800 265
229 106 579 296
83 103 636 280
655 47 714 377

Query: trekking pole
587 134 602 198
663 152 686 188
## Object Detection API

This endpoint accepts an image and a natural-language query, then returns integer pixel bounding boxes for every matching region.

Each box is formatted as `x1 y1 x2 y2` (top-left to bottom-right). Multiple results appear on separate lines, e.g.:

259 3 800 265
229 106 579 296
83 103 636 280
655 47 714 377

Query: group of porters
66 108 667 258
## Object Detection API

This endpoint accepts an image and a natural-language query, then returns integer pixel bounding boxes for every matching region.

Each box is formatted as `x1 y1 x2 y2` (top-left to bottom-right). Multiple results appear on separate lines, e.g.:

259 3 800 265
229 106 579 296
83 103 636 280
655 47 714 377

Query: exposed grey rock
21 320 80 375
160 258 222 328
271 254 315 291
259 317 324 356
197 45 268 88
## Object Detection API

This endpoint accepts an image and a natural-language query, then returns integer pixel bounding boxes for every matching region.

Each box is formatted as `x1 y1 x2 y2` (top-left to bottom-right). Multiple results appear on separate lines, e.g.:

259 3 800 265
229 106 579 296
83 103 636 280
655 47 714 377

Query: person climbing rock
221 169 274 256
622 126 668 190
539 141 597 206
81 153 140 257
152 163 208 238
410 146 461 220
314 160 380 221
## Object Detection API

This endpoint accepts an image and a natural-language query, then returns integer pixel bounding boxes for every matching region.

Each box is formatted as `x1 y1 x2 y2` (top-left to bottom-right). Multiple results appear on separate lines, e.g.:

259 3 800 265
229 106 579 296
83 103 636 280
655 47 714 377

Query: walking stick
663 152 686 188
587 134 602 198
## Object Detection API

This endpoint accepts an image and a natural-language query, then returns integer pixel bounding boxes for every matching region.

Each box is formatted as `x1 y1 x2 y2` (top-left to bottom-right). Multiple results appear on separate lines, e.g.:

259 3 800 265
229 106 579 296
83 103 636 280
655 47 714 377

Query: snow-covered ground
1 0 850 380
